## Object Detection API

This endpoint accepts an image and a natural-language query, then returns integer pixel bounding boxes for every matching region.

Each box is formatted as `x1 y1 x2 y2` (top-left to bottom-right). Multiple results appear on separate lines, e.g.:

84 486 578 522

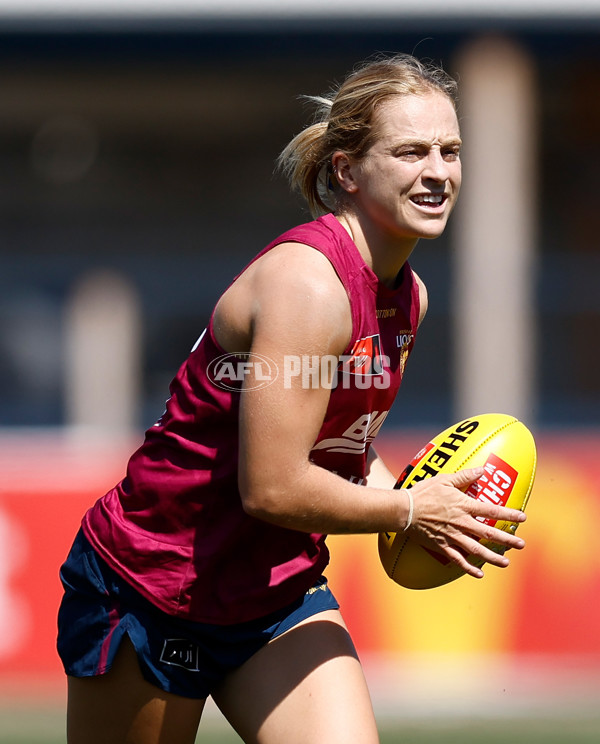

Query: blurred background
0 1 599 742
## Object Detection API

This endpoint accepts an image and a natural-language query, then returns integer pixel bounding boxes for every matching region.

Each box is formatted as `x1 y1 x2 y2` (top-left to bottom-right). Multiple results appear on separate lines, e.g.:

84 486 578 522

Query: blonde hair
278 53 459 217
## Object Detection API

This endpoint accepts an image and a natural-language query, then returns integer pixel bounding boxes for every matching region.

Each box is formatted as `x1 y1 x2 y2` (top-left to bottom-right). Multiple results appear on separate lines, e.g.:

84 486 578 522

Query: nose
422 149 450 183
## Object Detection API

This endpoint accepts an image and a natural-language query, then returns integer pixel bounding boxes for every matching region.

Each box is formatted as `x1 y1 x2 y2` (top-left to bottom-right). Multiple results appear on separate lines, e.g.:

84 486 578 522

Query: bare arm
228 244 409 535
213 243 526 577
364 446 397 489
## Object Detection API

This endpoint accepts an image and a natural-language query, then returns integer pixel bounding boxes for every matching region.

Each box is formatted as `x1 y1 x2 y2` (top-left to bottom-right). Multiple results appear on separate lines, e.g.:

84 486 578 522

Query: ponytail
277 115 332 217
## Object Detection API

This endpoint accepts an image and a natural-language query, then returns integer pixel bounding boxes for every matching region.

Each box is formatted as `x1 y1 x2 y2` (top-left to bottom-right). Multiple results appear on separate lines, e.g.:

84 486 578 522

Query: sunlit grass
0 710 598 744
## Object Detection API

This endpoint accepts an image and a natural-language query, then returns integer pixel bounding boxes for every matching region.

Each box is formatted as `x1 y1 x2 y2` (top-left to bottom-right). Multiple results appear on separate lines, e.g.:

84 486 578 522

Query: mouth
410 193 447 209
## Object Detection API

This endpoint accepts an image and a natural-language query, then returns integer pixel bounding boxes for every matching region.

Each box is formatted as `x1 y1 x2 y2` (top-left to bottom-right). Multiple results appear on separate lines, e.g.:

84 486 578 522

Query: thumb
447 466 484 490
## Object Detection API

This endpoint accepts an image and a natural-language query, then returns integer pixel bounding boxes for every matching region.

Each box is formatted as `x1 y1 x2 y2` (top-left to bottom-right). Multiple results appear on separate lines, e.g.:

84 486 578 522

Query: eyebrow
394 137 463 148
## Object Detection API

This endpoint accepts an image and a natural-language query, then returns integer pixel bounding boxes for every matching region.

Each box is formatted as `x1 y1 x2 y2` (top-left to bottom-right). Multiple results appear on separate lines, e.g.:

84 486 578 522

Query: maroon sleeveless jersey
82 213 420 623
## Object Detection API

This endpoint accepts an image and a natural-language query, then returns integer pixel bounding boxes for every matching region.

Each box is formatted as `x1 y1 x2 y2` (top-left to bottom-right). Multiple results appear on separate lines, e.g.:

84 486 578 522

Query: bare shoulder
412 269 429 327
214 242 352 355
250 242 353 353
255 241 340 279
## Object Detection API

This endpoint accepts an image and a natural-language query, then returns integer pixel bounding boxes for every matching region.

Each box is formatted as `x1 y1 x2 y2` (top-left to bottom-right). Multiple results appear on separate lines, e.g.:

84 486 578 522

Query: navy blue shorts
57 530 339 700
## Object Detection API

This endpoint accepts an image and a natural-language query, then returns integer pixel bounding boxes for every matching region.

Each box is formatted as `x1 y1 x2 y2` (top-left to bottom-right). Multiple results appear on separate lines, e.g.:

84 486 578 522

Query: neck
336 212 418 289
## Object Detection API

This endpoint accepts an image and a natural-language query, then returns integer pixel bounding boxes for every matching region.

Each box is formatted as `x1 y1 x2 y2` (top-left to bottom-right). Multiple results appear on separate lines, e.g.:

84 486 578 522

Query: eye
396 147 425 161
442 146 461 161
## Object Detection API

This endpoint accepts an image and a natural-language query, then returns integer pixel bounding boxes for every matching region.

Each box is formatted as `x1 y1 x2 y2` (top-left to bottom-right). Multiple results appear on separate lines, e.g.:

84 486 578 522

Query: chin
420 230 448 240
416 221 451 240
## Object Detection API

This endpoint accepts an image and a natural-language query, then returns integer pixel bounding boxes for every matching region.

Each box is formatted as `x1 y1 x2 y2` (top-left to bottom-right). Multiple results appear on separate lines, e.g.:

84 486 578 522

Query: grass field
1 708 599 744
3 662 600 744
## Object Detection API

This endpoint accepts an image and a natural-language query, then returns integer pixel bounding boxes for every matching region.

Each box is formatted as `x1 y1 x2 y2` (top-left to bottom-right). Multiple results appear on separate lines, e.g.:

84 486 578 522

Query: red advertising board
1 429 599 695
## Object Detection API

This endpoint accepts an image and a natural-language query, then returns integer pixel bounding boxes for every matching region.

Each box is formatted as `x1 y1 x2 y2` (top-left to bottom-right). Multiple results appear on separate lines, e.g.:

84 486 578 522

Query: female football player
58 53 526 743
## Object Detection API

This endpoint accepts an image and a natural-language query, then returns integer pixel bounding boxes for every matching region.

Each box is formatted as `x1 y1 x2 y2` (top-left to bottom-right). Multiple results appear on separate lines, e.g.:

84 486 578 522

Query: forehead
372 92 460 143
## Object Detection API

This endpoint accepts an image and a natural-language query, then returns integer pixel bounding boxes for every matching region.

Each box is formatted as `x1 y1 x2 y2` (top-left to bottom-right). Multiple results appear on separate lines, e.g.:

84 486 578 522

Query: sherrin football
378 413 537 590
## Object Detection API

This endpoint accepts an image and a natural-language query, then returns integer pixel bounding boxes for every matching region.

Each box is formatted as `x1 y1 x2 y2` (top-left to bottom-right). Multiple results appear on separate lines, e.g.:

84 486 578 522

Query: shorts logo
160 638 200 671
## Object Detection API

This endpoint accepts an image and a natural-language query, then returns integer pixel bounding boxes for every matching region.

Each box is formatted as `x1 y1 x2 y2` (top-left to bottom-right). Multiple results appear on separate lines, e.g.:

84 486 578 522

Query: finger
446 471 528 526
445 467 484 489
468 499 527 525
449 533 512 571
483 526 525 550
441 544 486 579
464 519 526 550
427 527 509 574
468 541 511 569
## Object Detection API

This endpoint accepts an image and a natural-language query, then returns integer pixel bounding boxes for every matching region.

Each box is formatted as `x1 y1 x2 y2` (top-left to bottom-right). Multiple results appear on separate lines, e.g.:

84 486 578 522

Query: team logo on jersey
396 330 414 376
311 410 389 455
340 334 384 376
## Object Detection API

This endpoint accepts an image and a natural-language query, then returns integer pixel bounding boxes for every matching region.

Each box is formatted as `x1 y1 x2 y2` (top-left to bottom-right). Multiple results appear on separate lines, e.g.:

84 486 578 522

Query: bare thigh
67 638 206 744
212 609 380 744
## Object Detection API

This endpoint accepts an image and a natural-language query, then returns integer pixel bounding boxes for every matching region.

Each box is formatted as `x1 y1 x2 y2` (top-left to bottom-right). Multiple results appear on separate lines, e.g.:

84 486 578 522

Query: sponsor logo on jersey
340 334 384 376
311 410 389 455
376 308 397 318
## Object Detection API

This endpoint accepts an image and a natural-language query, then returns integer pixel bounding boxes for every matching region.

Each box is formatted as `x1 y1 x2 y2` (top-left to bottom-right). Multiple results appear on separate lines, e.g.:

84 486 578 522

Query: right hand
406 467 527 578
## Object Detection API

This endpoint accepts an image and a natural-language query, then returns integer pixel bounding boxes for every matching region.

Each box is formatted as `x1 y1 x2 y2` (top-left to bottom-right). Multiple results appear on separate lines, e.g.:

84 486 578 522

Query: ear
331 151 359 194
